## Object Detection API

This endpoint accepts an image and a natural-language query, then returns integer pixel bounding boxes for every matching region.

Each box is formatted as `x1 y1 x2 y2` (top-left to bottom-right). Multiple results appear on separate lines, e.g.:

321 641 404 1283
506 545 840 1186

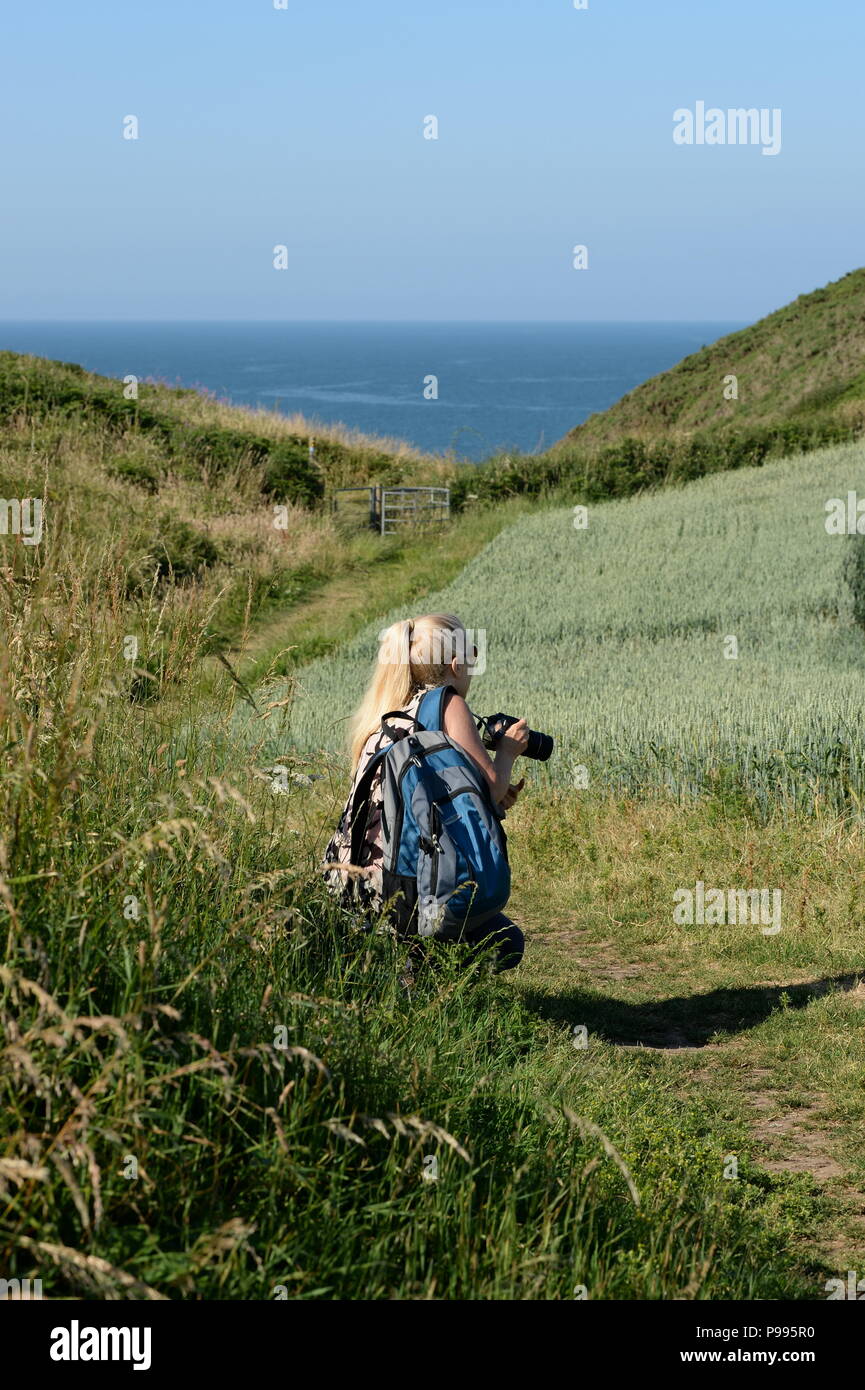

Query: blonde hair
349 613 468 768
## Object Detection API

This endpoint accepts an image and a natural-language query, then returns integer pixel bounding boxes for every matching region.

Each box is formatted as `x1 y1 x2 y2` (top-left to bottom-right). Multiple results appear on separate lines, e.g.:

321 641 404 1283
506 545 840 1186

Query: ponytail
348 613 466 768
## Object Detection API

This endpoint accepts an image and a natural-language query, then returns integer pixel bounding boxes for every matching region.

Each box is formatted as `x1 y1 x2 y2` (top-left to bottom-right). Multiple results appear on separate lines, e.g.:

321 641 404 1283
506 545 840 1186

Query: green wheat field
258 442 865 818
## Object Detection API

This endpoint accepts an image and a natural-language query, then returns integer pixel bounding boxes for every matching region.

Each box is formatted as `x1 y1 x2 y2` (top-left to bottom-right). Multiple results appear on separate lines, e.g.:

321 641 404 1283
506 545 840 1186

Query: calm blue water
0 321 742 462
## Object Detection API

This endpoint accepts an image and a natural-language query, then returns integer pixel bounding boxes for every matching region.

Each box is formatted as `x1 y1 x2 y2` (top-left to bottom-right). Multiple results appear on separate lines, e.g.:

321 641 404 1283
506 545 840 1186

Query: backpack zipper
427 784 503 896
429 807 441 894
432 784 485 805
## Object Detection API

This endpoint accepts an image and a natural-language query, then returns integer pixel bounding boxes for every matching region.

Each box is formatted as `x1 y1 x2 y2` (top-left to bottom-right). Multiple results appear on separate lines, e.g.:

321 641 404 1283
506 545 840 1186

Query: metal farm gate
378 486 450 535
332 485 450 535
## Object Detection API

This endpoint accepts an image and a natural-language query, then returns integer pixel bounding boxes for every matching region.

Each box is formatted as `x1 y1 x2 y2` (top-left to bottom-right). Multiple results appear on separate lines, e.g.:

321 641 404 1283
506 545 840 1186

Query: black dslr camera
477 712 554 763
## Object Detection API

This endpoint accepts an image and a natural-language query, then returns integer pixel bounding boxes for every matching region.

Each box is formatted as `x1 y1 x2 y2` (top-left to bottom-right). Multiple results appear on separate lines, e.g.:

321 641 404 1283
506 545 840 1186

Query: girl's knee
496 922 524 970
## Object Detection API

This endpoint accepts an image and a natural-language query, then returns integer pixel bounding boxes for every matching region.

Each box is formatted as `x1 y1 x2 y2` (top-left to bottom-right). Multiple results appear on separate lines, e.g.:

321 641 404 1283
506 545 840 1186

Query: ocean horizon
0 320 744 461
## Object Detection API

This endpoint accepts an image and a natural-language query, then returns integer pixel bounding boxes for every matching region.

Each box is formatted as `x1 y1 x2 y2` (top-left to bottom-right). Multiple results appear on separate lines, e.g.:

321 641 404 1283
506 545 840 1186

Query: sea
0 321 743 462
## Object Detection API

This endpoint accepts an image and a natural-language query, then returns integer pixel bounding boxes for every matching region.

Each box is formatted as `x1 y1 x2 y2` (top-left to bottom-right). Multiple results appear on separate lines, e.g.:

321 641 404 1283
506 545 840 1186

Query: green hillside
441 271 865 512
0 348 438 502
558 267 865 453
0 349 478 698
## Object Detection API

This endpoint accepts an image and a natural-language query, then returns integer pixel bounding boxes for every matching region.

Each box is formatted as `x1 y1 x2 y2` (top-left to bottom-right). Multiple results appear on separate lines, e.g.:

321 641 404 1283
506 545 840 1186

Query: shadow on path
520 972 863 1049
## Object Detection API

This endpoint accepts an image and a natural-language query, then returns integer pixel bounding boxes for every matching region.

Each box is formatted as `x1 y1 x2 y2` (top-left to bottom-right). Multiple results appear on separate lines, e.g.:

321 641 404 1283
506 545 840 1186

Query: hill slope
0 350 475 700
0 349 440 501
557 268 865 452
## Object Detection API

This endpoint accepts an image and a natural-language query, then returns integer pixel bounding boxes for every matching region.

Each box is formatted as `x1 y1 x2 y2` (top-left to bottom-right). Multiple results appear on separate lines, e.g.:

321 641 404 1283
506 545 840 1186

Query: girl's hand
498 718 530 758
499 778 525 810
441 694 526 805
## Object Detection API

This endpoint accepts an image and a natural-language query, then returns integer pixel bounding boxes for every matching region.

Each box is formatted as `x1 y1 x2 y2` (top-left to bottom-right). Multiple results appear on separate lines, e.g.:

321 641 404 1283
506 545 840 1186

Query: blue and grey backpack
349 685 511 939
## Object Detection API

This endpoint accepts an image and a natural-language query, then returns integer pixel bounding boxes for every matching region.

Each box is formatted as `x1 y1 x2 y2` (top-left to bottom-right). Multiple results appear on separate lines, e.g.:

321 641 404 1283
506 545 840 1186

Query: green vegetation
0 475 826 1300
0 350 512 706
447 268 865 511
0 349 429 506
560 267 865 450
506 793 865 1276
2 323 864 1300
265 441 865 818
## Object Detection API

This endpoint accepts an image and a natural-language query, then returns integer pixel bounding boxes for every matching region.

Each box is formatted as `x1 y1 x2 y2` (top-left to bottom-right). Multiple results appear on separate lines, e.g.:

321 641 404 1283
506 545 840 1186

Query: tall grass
0 459 822 1300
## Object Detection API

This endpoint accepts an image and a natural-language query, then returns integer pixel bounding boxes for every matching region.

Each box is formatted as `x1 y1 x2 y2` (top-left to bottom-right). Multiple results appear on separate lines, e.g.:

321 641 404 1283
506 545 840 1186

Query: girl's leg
460 913 524 971
399 916 524 988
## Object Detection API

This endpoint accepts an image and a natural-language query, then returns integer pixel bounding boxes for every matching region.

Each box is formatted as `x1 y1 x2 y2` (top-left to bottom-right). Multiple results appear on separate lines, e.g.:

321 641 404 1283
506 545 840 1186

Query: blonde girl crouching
323 612 528 972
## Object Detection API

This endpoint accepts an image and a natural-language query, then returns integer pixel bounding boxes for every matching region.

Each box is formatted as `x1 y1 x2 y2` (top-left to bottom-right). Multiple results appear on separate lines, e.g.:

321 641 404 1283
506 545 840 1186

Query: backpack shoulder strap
348 744 391 866
346 699 424 864
379 706 419 744
347 689 455 863
415 683 457 734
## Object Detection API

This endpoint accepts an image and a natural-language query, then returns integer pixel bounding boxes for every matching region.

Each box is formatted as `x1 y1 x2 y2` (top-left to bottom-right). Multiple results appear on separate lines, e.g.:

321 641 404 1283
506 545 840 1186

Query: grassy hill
0 350 491 699
8 267 865 550
558 267 865 453
0 349 439 500
425 271 865 513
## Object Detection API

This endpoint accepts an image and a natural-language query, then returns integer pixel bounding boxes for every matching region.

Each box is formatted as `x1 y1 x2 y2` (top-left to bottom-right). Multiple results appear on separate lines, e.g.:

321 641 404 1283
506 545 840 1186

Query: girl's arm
442 693 529 803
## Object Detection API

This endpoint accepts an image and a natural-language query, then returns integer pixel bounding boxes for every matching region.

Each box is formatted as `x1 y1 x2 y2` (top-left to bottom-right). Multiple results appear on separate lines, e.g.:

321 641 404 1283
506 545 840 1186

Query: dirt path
514 890 865 1267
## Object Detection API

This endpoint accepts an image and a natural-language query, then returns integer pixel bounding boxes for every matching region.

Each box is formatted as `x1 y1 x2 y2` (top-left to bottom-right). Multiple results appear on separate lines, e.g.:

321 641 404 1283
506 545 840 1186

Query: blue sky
1 0 861 321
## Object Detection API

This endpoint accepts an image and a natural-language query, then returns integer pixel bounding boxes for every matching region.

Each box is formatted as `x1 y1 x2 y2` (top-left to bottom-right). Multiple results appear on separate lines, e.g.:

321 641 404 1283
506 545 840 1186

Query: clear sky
2 0 861 321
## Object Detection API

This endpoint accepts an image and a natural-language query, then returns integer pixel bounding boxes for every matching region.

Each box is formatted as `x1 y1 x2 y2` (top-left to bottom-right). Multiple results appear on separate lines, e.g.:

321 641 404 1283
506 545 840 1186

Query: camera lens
526 729 554 762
